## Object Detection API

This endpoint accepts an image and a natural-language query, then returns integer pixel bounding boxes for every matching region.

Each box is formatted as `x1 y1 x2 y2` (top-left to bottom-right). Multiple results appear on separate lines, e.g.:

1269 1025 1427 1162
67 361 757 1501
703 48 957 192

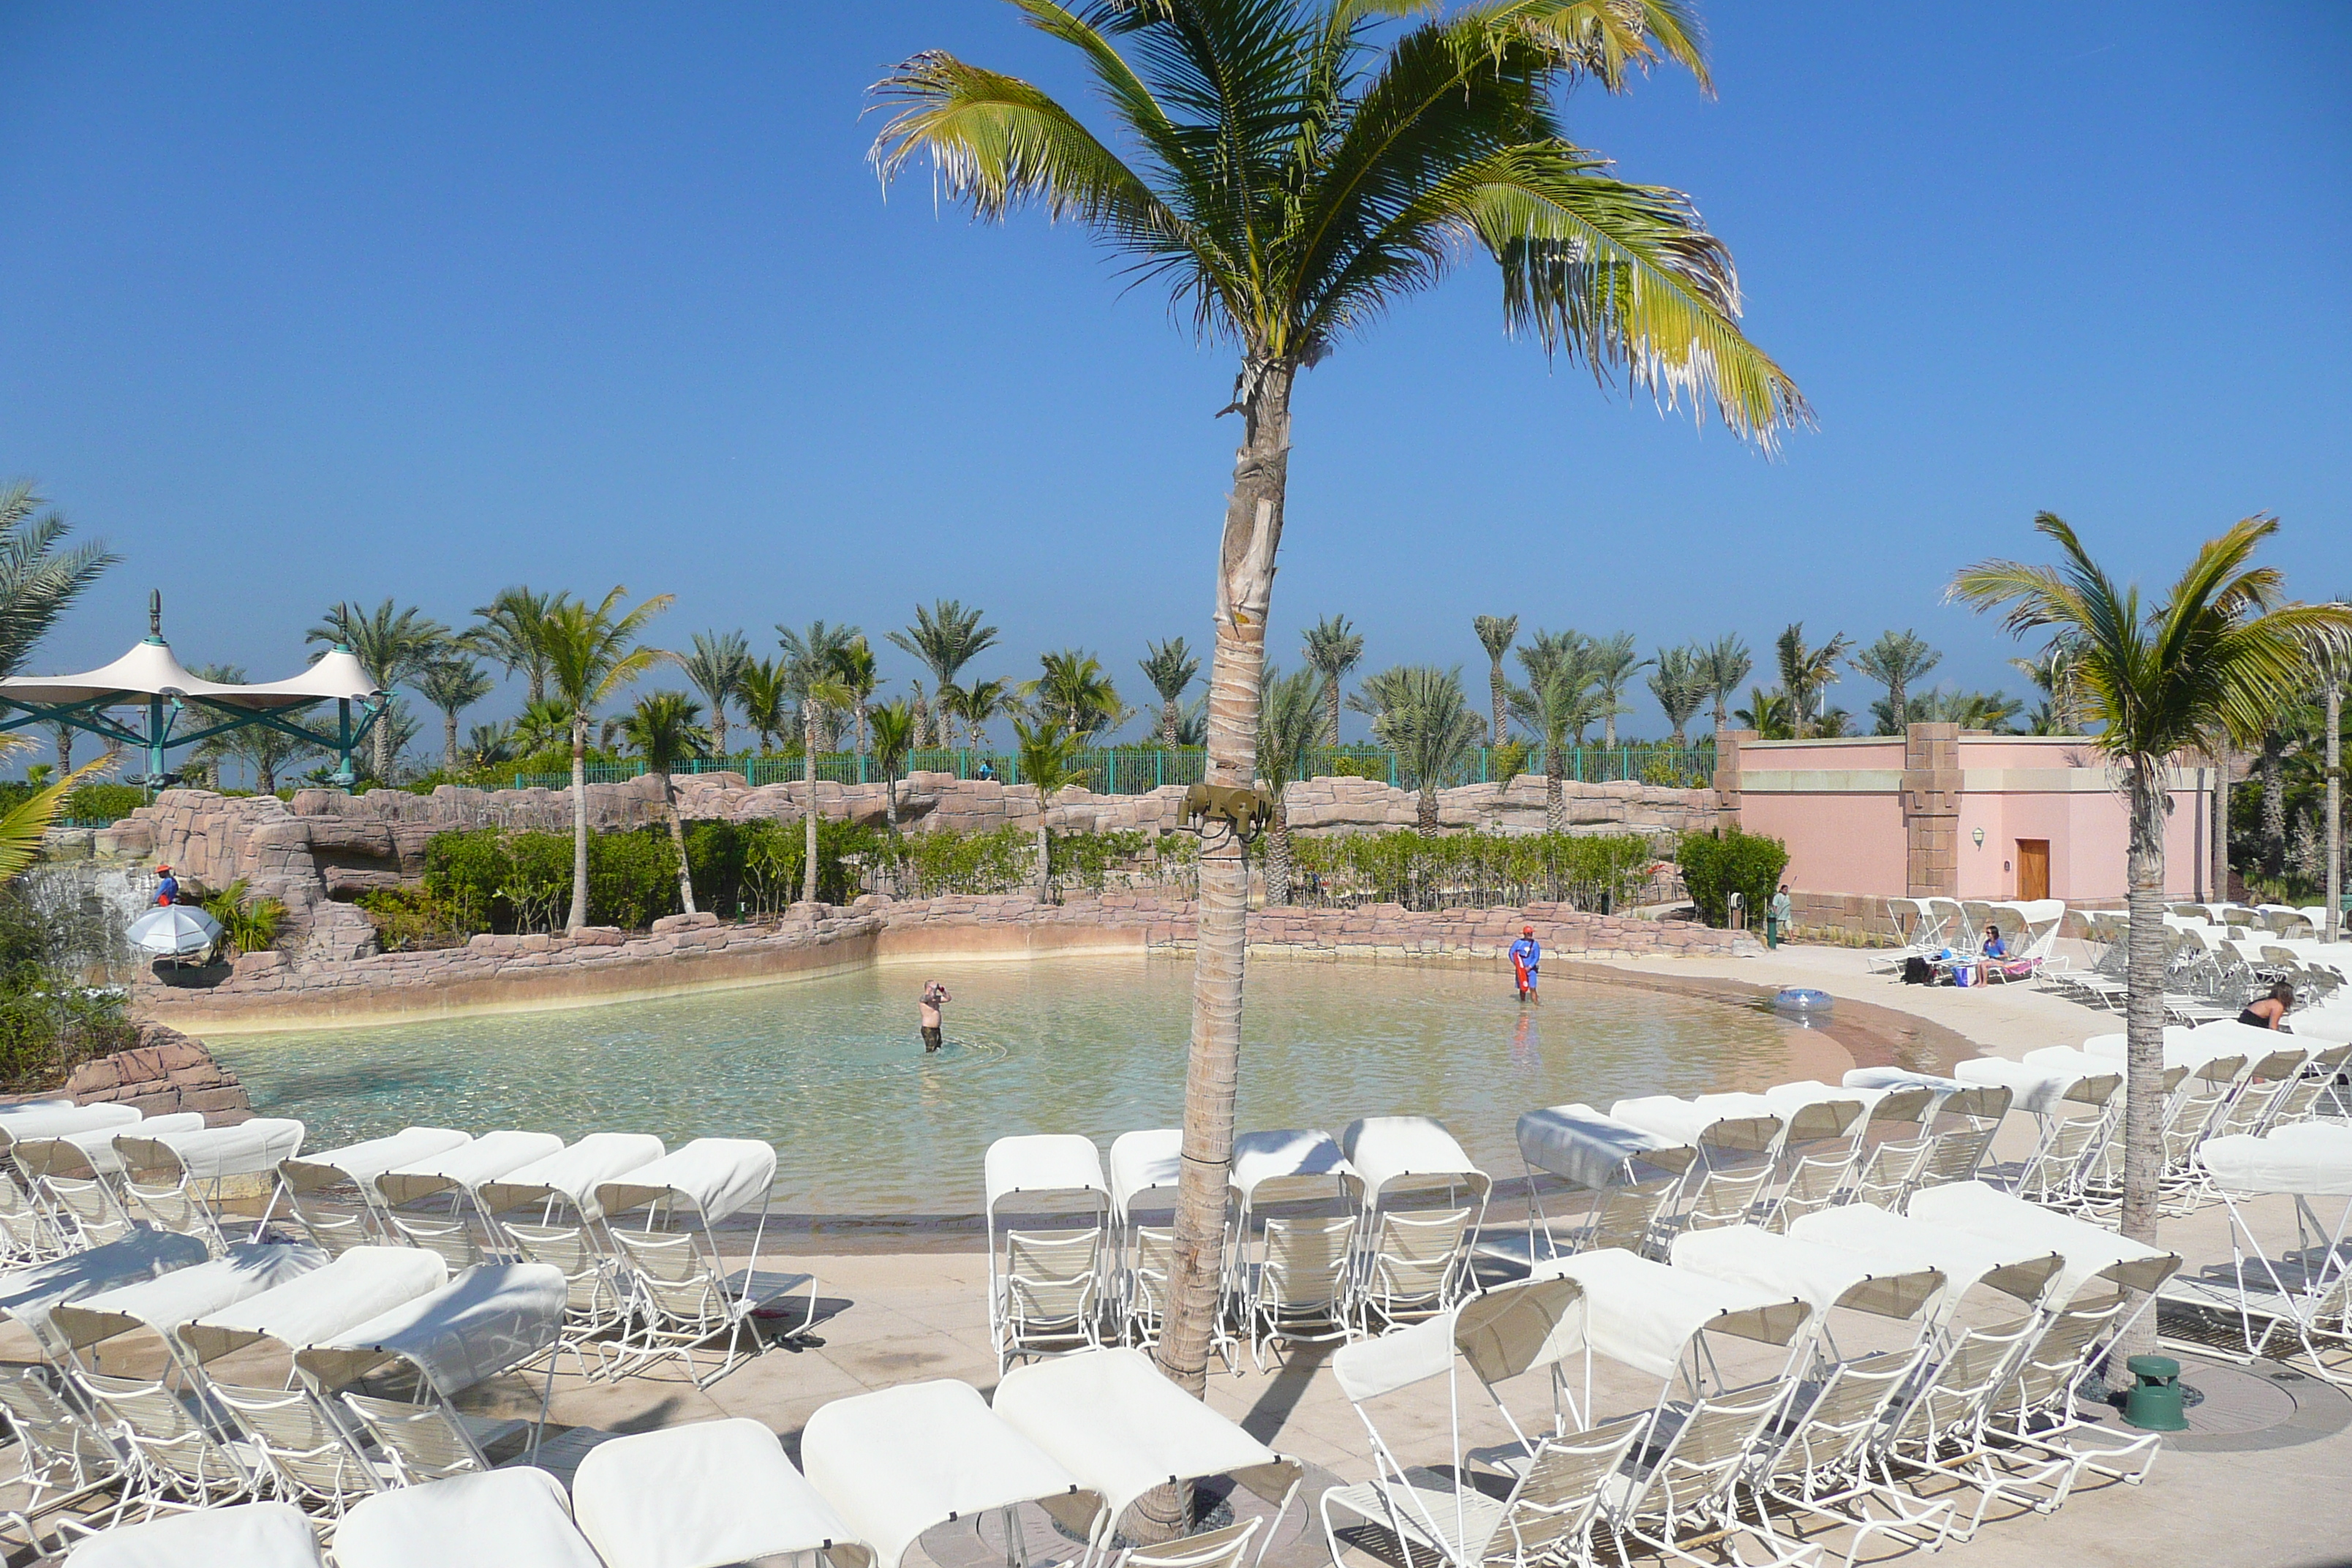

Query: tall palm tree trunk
2329 674 2343 943
1152 364 1290 1443
375 712 396 784
802 702 821 908
661 769 697 916
1265 792 1292 906
443 712 460 777
2211 751 2230 898
1418 783 1440 832
1322 679 1343 750
1034 803 1052 904
1489 662 1507 747
1545 769 1565 837
712 709 730 763
2261 748 2286 872
2115 763 2169 1364
566 717 590 932
1161 700 1180 749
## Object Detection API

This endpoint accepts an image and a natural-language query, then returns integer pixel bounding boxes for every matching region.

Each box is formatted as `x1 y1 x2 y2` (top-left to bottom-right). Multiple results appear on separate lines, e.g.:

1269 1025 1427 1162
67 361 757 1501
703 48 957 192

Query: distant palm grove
146 587 2089 802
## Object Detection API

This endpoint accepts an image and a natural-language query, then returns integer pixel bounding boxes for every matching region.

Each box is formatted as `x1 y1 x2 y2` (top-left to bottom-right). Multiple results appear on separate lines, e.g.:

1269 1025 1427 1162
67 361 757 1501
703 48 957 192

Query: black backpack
1901 955 1934 985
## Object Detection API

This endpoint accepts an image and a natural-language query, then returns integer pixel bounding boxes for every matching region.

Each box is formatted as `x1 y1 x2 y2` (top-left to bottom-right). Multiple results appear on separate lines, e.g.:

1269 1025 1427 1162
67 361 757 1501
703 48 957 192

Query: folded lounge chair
332 1466 604 1568
61 1499 322 1568
115 1120 306 1251
1224 1130 1362 1368
1341 1117 1491 1330
571 1415 873 1568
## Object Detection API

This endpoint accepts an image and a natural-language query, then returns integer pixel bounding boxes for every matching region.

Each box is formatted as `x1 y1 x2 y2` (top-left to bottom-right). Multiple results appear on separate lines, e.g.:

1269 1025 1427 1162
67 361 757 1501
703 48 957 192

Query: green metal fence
510 742 1714 795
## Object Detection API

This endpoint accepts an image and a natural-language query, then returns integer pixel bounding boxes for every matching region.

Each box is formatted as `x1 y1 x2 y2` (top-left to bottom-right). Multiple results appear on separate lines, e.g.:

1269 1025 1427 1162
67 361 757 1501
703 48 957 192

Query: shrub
356 884 477 949
62 783 145 824
588 828 681 931
0 894 136 1090
1676 826 1790 927
1048 829 1153 895
1286 830 1655 912
199 879 287 955
1324 753 1388 781
424 826 674 932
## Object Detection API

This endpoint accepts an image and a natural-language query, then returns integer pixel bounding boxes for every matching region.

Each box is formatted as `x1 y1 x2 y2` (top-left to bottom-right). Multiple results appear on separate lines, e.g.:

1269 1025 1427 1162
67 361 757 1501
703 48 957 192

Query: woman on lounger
2239 979 2296 1032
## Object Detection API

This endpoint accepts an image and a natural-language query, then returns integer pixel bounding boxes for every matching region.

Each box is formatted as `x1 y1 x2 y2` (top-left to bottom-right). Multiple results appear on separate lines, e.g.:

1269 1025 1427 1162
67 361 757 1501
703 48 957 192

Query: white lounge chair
62 1500 322 1568
571 1415 873 1568
333 1466 605 1568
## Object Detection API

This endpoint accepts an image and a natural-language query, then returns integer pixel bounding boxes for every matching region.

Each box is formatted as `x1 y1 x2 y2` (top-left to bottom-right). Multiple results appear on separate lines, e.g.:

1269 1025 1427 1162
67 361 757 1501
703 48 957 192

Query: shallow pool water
211 957 1817 1216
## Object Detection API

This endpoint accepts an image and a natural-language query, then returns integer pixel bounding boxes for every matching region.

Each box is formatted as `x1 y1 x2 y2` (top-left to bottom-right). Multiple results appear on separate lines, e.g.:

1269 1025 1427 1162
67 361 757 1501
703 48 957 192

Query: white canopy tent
376 1130 565 1211
571 1416 873 1568
1607 1096 1783 1157
115 1118 305 1182
478 1131 664 1223
1789 1205 2062 1331
176 1245 448 1368
995 1347 1301 1551
800 1379 1105 1568
62 1501 323 1568
293 1262 567 1398
0 1230 209 1354
1907 1183 2180 1300
333 1466 604 1568
50 1243 325 1373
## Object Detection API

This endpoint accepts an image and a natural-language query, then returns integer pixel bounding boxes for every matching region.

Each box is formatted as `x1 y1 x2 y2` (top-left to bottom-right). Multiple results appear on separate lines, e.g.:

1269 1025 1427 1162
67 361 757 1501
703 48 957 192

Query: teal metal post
146 695 166 794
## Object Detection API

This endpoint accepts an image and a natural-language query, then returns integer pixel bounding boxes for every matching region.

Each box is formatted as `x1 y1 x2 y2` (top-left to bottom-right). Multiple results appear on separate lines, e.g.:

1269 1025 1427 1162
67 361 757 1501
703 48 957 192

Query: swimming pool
208 956 1842 1218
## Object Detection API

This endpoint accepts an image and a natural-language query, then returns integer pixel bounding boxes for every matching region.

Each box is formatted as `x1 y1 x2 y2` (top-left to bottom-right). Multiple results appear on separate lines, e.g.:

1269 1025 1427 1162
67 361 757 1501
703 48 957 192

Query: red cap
1521 925 1534 936
157 864 172 873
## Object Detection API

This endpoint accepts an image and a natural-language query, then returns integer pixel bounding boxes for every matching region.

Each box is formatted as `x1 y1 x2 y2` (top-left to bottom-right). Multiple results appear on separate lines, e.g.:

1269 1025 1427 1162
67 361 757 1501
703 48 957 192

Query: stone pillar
1712 728 1755 831
1902 723 1963 899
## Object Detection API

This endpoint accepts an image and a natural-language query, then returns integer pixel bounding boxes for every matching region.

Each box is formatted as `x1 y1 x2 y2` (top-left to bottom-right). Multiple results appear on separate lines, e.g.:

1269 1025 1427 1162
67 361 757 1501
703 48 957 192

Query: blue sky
3 2 2347 747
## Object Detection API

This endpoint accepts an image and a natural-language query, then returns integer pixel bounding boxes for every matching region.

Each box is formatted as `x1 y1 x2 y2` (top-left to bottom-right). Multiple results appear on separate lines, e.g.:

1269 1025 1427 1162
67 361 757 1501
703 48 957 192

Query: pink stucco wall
1734 735 2208 902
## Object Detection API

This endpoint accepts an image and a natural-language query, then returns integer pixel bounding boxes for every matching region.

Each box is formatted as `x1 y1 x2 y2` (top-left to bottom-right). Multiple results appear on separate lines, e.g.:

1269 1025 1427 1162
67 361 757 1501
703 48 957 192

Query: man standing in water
1508 925 1541 1004
919 979 951 1052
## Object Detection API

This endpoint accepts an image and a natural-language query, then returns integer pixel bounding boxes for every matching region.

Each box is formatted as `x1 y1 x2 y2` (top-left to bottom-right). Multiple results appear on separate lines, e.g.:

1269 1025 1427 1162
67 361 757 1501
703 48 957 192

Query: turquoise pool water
208 957 1812 1215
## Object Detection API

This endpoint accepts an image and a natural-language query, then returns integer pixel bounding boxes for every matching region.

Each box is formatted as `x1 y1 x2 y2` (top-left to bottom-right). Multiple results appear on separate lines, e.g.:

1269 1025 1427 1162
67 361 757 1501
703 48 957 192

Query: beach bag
1901 956 1934 986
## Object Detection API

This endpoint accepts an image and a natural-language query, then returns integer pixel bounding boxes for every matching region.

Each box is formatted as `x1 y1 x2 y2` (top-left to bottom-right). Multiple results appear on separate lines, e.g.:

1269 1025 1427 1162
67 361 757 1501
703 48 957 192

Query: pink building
1719 725 2215 911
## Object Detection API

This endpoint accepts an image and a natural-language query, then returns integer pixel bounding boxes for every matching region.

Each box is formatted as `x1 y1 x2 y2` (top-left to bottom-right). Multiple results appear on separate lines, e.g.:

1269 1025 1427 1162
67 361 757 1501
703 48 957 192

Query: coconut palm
416 655 495 777
1301 614 1365 748
466 587 568 706
738 658 791 754
1732 685 1792 739
1472 616 1520 746
2320 607 2348 942
1510 637 1607 833
0 482 118 680
1951 513 2352 1344
621 690 710 915
1014 717 1085 901
1852 630 1940 736
1140 638 1202 747
1256 665 1324 904
1646 644 1706 745
0 741 116 883
683 630 752 761
1695 633 1752 734
511 696 575 757
1772 622 1850 739
541 588 674 932
465 722 515 769
777 621 863 753
1025 649 1123 737
889 601 1000 733
942 676 1016 750
1586 631 1646 747
306 600 453 783
873 0 1806 1434
1352 666 1482 832
870 698 919 837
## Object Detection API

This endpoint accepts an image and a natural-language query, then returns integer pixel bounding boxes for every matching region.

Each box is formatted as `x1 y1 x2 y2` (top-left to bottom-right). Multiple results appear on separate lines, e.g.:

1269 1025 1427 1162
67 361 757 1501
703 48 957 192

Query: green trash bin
2122 1353 2189 1431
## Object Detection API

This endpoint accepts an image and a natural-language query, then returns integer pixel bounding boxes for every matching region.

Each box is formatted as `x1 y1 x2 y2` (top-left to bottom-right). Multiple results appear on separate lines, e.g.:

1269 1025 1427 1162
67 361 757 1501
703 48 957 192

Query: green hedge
1288 831 1656 913
1676 826 1790 927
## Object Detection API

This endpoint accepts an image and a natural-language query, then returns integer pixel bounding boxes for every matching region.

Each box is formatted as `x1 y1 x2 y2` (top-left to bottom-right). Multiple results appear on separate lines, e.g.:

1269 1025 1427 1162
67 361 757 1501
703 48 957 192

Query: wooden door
2016 840 2050 902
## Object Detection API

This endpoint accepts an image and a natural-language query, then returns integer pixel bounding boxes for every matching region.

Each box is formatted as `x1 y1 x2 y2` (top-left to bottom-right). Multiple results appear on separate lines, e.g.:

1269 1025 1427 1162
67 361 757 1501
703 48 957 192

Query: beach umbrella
127 905 223 960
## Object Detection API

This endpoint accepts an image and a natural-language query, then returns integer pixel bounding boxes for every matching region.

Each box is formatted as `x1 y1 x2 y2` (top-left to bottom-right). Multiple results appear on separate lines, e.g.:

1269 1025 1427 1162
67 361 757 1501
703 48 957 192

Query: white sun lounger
0 1230 209 1357
333 1466 605 1568
2166 1124 2352 1382
995 1347 1302 1556
62 1501 322 1568
377 1131 568 1269
50 1243 325 1382
1224 1131 1362 1367
1106 1129 1183 1348
801 1379 1107 1568
1789 1205 2062 1340
279 1128 472 1251
1341 1117 1490 1329
114 1119 307 1248
0 1104 141 1161
1488 1104 1693 1269
985 1135 1109 1373
572 1414 873 1568
1671 1226 1944 1359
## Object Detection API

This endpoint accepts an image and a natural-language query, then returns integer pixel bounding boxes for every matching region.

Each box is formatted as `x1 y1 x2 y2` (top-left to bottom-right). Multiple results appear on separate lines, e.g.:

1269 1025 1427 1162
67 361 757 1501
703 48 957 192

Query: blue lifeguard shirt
1508 935 1540 973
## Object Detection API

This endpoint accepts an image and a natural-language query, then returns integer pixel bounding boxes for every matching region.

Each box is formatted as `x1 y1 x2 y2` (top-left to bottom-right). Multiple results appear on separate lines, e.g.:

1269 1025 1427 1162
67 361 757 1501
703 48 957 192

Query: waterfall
20 860 157 987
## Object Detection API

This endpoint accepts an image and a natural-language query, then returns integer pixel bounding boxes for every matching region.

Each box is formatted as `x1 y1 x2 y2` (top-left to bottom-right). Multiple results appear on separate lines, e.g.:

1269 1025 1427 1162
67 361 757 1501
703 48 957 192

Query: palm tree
1951 514 2352 1352
1510 638 1606 833
465 722 514 769
1026 649 1123 737
832 636 881 755
541 588 674 932
2321 603 2348 943
1852 630 1940 736
307 600 452 783
874 0 1805 1439
621 690 709 915
777 621 863 755
467 587 568 706
1140 638 1202 747
870 699 918 837
48 721 72 777
1772 622 1851 739
1256 666 1324 904
513 696 576 757
683 630 752 761
1302 614 1365 748
416 655 495 777
0 481 118 679
1646 644 1706 745
1586 632 1646 747
889 601 1000 733
1472 616 1520 747
1352 666 1482 832
1732 685 1793 739
942 676 1016 750
1014 717 1084 902
0 740 116 882
1696 633 1752 734
738 658 791 754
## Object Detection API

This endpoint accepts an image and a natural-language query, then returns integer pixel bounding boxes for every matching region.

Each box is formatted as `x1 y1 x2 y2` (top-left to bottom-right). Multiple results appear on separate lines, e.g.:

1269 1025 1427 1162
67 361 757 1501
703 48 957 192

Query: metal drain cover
2175 1367 2299 1436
